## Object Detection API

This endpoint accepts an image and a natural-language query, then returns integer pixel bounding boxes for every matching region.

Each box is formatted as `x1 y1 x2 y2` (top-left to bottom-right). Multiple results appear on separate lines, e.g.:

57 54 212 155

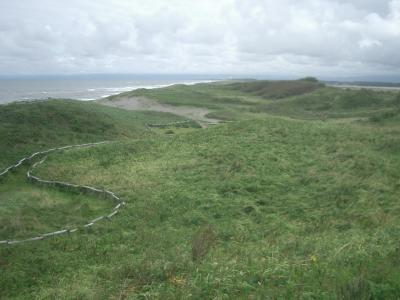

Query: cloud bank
0 0 399 79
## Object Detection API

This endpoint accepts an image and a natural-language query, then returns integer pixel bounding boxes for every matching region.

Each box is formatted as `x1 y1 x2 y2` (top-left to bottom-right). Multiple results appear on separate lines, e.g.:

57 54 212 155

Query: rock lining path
0 141 125 245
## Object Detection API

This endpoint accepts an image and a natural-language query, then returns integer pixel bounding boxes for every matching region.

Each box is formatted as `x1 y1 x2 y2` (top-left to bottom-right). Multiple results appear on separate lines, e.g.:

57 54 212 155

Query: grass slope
256 87 400 121
2 118 399 299
2 82 400 299
0 99 192 260
0 99 191 169
106 79 325 122
110 80 400 125
228 78 324 99
0 167 113 240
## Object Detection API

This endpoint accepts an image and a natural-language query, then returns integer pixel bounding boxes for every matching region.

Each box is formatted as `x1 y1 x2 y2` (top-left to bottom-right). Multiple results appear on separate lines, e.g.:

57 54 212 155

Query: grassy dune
0 99 192 259
107 82 263 108
107 79 400 123
0 99 192 169
256 87 400 120
228 77 324 99
1 80 400 298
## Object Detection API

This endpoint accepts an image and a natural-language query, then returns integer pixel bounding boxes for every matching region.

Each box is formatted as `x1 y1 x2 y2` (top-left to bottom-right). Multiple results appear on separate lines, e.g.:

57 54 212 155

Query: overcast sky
1 0 399 79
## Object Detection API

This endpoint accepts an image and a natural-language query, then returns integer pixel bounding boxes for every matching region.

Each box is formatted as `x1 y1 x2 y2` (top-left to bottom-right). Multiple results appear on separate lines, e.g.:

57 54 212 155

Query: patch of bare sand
99 96 220 127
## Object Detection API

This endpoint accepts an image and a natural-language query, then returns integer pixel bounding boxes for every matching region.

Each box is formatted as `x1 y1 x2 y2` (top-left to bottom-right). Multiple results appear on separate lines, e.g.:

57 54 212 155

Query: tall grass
0 99 188 169
2 83 400 298
2 117 397 299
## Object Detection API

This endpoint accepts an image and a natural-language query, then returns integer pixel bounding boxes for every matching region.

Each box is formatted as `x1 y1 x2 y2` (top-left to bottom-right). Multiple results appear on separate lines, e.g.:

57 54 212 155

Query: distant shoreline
0 78 219 105
328 84 400 92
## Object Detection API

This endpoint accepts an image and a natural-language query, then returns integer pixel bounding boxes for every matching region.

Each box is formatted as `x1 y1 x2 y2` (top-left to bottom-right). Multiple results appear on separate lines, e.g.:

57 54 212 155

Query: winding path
0 141 125 245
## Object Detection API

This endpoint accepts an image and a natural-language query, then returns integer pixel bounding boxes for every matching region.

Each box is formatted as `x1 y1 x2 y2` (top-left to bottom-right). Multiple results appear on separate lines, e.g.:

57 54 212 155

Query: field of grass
255 87 400 121
0 99 193 169
107 79 400 124
110 78 322 109
0 166 114 240
1 80 400 299
228 77 324 99
0 99 194 261
107 81 268 109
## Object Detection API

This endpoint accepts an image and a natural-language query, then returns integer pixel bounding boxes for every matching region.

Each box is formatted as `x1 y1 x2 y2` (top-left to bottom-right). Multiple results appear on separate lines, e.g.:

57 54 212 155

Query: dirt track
99 96 220 127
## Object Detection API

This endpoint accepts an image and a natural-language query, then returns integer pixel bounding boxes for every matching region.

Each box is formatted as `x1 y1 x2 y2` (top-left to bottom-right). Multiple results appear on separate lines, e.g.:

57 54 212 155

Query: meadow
1 80 400 299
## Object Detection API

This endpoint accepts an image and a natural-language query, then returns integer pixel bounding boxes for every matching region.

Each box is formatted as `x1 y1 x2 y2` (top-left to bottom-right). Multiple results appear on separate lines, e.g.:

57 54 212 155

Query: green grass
107 79 400 125
107 81 268 109
254 87 400 121
0 167 114 240
108 79 324 110
1 81 400 299
1 117 399 299
106 79 326 124
0 98 194 243
0 99 191 169
228 78 324 99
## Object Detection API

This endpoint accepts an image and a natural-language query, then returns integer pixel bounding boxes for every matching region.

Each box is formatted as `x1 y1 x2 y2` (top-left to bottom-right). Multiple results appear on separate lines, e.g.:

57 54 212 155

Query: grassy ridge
0 99 190 169
107 79 400 124
106 79 326 122
109 79 323 108
0 99 193 260
107 82 267 108
1 118 398 299
228 78 324 99
255 87 400 121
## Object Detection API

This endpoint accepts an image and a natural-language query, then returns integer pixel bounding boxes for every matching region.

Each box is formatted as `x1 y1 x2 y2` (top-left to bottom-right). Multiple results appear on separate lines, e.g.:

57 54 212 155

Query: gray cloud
0 0 399 79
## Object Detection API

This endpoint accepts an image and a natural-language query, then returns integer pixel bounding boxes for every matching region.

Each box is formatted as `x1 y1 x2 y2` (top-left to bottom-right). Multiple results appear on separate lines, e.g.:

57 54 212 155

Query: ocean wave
102 87 136 92
78 98 96 101
0 79 219 104
100 80 215 93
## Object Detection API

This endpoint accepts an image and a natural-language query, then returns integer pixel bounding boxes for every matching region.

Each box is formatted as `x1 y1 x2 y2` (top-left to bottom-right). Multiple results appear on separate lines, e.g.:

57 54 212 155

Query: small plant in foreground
191 225 217 262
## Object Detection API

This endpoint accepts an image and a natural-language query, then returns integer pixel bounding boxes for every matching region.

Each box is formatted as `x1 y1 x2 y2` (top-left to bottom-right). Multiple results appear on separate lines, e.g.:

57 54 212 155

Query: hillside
107 78 323 107
103 79 326 123
228 78 324 99
1 117 399 299
0 99 195 259
1 81 400 298
0 99 192 169
256 87 400 121
104 79 400 124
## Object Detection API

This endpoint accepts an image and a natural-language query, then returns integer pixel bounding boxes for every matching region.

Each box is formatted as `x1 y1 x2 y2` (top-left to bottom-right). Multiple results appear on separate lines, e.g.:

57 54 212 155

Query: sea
0 74 222 105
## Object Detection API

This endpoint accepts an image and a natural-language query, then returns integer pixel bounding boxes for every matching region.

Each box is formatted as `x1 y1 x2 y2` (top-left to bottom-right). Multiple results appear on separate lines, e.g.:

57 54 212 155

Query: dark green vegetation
258 87 400 121
1 80 400 299
107 79 400 124
0 167 113 240
228 77 323 99
0 100 192 252
109 78 322 108
0 99 190 169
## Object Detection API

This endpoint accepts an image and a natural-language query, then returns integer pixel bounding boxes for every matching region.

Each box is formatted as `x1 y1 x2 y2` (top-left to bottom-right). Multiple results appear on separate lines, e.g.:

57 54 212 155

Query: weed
191 225 217 262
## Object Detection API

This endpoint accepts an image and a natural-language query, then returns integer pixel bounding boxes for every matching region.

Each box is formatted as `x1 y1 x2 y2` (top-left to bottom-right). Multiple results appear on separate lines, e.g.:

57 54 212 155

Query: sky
0 0 400 80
